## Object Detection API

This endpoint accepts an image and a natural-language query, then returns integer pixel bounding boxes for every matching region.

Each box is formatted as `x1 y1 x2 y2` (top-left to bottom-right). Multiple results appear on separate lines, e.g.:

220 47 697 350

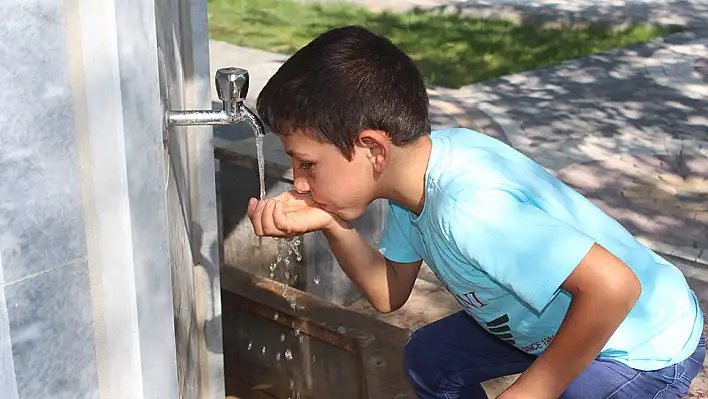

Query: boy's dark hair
257 25 430 160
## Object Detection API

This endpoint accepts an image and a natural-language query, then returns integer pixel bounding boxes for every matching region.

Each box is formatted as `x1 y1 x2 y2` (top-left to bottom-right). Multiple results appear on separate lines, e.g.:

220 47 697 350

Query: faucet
166 67 265 138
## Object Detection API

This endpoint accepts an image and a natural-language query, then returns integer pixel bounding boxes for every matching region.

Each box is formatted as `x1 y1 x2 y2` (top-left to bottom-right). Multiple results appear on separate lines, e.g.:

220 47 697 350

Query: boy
246 26 705 398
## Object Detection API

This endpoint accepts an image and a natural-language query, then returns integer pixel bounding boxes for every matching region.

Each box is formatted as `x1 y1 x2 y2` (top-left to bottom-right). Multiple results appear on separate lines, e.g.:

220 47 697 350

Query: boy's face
279 131 380 221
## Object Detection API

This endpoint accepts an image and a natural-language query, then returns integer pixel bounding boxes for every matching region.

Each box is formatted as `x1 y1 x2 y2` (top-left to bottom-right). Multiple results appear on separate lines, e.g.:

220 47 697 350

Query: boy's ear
357 129 390 173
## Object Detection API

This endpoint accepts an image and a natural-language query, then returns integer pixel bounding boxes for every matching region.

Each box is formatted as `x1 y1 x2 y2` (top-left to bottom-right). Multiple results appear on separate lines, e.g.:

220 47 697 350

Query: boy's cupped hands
247 191 345 238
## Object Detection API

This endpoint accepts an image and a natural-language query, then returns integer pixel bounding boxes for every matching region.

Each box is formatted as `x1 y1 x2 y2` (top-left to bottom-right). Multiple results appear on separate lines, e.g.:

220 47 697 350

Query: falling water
255 134 266 200
250 133 308 353
254 133 302 282
266 235 304 311
285 236 303 262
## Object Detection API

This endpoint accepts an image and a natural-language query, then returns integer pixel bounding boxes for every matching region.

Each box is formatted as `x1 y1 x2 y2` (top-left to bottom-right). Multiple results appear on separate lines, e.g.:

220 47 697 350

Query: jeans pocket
675 362 695 389
658 361 698 397
634 363 690 398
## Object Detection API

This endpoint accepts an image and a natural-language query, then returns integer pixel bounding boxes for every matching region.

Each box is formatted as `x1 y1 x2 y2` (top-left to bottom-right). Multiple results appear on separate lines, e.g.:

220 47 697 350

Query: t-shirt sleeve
377 202 423 263
451 187 596 313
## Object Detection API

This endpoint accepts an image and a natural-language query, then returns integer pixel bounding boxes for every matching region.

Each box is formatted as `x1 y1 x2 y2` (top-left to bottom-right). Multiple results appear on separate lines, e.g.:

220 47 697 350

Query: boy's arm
499 243 641 399
324 221 422 313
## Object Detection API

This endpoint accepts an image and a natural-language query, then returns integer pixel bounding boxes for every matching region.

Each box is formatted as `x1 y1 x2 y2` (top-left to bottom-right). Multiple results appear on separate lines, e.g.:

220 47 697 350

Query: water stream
251 131 315 375
255 134 266 200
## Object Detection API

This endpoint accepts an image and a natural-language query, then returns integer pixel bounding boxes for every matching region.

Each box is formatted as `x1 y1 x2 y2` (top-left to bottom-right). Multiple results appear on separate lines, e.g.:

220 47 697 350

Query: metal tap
166 67 265 138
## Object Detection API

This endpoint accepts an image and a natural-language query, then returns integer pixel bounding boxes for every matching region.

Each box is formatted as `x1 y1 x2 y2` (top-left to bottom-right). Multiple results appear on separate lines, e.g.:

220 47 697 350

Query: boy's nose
293 176 310 194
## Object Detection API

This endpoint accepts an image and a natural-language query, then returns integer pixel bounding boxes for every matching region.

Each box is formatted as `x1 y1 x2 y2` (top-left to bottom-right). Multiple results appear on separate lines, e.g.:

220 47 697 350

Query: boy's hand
247 191 345 237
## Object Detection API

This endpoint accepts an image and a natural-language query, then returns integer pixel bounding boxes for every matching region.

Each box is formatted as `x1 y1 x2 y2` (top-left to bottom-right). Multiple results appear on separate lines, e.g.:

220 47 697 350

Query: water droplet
296 254 303 262
285 349 293 360
313 276 320 285
289 380 295 390
294 328 301 336
247 342 252 351
299 335 304 344
280 333 286 342
269 272 274 279
284 271 290 280
274 313 279 321
261 346 267 355
312 354 316 362
276 352 281 361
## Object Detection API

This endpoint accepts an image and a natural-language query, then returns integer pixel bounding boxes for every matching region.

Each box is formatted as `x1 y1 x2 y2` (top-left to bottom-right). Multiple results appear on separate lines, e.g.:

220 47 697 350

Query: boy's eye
299 162 313 170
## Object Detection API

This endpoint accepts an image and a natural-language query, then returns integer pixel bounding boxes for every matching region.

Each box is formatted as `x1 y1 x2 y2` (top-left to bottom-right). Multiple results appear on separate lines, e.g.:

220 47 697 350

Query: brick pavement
306 0 708 28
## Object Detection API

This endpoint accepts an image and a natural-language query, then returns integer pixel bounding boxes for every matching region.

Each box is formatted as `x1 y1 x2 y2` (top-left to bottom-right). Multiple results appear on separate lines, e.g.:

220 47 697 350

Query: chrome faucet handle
215 67 249 103
166 67 256 126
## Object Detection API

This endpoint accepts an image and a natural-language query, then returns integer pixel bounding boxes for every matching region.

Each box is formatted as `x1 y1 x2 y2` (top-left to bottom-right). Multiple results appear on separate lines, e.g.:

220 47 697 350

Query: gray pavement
309 0 708 28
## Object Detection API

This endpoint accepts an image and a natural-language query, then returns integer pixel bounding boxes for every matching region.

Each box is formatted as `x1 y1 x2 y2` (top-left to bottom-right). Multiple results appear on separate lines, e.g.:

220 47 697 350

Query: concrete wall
0 0 222 397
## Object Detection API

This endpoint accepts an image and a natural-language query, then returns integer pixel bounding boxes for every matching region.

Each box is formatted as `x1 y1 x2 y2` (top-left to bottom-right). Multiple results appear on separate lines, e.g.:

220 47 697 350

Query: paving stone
557 154 708 255
694 57 708 82
308 0 708 29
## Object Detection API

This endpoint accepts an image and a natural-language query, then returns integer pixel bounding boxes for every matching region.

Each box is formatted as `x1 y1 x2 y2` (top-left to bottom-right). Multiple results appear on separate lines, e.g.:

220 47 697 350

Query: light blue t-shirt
378 128 703 371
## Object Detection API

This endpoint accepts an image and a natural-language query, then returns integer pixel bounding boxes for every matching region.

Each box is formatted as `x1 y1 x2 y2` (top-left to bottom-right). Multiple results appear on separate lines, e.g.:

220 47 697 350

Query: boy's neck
380 136 432 216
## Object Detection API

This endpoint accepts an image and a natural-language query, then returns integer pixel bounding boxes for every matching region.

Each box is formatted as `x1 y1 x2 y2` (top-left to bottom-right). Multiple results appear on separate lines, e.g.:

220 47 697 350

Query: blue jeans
404 312 705 398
